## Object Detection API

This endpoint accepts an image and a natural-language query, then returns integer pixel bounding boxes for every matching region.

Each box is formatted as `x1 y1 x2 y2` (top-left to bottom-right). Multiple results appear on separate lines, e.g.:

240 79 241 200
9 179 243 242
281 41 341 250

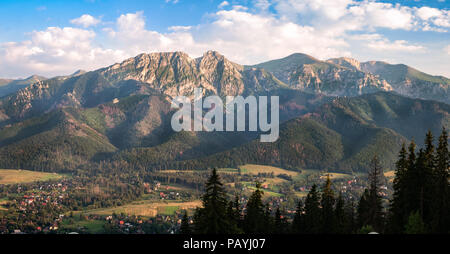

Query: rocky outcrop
255 54 393 97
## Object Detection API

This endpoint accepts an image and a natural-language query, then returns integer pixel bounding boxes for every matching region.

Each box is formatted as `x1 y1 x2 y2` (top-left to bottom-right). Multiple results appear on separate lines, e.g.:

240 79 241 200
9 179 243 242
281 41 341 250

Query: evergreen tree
192 169 233 234
226 195 243 233
180 210 191 234
431 128 449 233
334 193 346 234
292 200 304 234
422 131 435 224
263 205 275 233
232 195 242 228
344 200 357 234
321 175 335 233
405 148 429 225
243 182 266 233
389 143 408 233
303 184 321 233
274 207 288 234
403 140 419 221
405 211 426 234
407 140 417 170
357 189 370 230
366 155 385 232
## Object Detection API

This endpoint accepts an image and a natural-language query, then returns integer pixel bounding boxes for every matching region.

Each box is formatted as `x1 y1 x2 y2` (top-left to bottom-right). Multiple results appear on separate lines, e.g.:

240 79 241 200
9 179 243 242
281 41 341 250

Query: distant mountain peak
24 75 46 81
71 70 87 77
327 57 361 71
202 50 224 58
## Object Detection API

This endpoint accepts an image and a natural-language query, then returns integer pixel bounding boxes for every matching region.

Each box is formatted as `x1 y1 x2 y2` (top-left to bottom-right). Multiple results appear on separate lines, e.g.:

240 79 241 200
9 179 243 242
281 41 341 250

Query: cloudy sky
0 0 449 78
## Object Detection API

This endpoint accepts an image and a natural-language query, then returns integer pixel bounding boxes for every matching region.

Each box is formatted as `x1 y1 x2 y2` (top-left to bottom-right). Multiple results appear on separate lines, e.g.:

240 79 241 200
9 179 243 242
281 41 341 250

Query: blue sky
0 0 449 78
0 0 220 41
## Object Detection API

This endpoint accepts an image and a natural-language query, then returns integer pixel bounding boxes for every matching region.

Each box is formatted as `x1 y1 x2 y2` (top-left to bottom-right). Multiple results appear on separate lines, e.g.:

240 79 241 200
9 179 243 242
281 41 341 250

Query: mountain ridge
0 50 448 173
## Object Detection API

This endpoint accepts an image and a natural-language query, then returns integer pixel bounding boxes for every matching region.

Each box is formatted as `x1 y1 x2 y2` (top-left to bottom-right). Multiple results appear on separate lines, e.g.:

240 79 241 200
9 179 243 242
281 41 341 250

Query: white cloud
416 7 442 20
415 7 450 28
367 39 425 52
218 1 229 9
1 0 449 78
433 11 450 27
101 10 351 64
0 27 125 77
275 0 450 32
276 0 352 22
350 33 383 41
168 26 192 32
352 2 414 30
191 9 350 63
445 45 450 55
351 32 425 52
70 14 101 28
253 0 271 11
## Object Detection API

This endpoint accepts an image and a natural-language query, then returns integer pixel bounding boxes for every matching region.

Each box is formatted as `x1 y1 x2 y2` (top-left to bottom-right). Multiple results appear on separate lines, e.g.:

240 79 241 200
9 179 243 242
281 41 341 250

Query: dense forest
182 128 449 234
0 128 447 234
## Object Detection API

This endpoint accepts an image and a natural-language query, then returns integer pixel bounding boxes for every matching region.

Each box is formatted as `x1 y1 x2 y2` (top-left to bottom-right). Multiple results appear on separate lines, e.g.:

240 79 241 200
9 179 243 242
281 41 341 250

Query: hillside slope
158 92 449 173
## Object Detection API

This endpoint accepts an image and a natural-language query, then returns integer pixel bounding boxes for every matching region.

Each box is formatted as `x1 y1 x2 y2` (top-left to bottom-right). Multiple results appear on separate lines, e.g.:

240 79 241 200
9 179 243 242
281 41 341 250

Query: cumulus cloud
0 27 125 77
416 7 442 20
415 7 450 30
275 0 449 32
253 0 271 11
367 39 425 52
1 0 449 78
104 10 350 64
218 1 229 9
70 14 101 28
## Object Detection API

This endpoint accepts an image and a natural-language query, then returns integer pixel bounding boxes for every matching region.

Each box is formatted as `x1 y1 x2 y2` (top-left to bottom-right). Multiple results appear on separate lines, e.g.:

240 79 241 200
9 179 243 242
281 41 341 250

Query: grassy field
159 170 196 174
246 184 283 197
384 170 396 178
238 164 299 177
60 219 106 234
384 170 396 182
217 168 240 174
0 198 8 211
294 191 309 198
262 177 288 185
84 200 202 217
0 169 63 185
157 205 180 216
320 172 353 180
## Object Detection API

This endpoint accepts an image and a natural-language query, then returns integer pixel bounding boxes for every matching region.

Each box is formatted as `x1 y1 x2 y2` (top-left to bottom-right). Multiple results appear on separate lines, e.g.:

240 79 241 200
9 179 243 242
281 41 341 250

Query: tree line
180 128 449 234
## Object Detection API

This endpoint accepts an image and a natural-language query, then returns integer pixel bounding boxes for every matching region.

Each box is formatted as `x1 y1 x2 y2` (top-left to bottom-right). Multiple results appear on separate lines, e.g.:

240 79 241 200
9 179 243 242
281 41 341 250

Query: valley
0 169 63 185
0 162 375 234
0 50 448 234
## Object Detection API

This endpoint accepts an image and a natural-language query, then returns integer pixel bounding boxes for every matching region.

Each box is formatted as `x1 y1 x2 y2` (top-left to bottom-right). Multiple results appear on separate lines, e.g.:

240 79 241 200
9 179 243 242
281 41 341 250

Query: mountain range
0 51 448 173
0 75 47 98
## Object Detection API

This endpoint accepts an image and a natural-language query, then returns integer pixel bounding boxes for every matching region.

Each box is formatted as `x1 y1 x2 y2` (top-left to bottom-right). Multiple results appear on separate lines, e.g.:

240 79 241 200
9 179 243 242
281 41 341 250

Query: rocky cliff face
360 61 450 103
1 50 448 125
0 75 47 98
289 62 392 96
0 51 282 122
255 54 392 97
327 57 362 71
99 50 276 98
256 54 448 103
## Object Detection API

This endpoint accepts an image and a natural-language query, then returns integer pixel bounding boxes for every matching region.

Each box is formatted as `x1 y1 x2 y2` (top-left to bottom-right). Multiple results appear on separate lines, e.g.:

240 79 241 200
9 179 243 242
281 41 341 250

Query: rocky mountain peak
71 70 87 77
327 57 362 71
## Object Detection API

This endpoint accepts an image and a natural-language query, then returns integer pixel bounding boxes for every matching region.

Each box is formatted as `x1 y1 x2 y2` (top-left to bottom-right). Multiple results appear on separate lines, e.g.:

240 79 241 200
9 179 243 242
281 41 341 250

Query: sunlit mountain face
0 0 448 237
